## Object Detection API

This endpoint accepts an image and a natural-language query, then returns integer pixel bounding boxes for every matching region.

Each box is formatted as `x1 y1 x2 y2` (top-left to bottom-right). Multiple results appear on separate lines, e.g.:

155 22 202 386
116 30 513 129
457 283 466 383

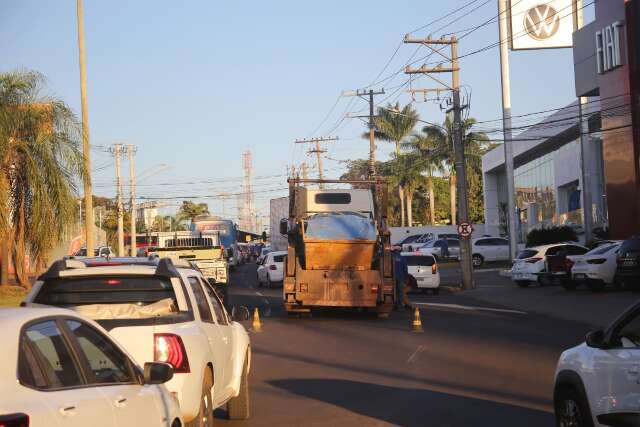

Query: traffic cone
252 307 263 333
412 307 423 333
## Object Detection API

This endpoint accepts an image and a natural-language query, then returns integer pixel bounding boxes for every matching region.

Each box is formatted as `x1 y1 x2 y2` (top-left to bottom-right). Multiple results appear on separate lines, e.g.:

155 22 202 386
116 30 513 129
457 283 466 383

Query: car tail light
269 264 277 270
587 258 607 264
525 257 542 264
104 279 121 285
432 264 438 274
154 334 190 373
0 413 29 427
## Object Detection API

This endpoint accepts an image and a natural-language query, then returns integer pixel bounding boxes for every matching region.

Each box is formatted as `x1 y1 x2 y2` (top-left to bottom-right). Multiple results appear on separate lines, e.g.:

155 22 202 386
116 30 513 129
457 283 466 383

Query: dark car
615 237 640 288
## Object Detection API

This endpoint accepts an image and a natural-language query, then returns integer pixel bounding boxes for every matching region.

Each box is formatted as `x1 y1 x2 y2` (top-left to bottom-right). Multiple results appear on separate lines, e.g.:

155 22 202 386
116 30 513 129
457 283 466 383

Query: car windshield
517 249 538 259
404 256 435 266
400 235 420 244
304 212 376 241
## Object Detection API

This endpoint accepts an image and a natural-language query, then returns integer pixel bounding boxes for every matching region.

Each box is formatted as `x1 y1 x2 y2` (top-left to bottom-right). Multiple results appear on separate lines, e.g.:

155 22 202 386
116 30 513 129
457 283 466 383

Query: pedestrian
440 239 450 261
391 246 410 310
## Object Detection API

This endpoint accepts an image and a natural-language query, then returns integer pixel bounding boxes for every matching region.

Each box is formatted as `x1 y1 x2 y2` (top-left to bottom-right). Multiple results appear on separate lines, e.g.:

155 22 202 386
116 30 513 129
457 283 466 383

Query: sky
1 0 594 225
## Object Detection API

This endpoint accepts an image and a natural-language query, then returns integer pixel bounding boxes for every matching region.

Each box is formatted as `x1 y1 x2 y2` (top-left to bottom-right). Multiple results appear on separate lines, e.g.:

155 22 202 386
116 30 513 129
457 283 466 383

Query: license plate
624 260 637 267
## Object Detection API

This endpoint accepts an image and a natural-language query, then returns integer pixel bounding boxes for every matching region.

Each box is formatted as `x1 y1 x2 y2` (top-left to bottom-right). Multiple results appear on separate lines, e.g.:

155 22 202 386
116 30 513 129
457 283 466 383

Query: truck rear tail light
526 257 542 264
371 285 378 294
0 413 29 427
269 264 277 270
432 264 437 274
154 333 190 373
587 258 607 264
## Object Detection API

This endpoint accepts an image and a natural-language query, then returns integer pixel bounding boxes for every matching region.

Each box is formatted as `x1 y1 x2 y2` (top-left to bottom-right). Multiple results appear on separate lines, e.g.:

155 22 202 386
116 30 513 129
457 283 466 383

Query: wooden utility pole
128 145 137 256
301 162 309 180
343 89 385 177
293 137 338 189
405 35 474 290
111 144 125 256
76 0 94 253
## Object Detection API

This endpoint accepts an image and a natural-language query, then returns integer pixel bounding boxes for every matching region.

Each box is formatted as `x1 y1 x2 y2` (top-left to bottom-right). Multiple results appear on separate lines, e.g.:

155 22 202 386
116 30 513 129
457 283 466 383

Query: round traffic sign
457 222 474 238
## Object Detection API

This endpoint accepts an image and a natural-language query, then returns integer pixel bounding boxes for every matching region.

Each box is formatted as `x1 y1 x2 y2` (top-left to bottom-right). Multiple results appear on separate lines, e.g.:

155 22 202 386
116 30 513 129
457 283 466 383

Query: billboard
509 0 577 50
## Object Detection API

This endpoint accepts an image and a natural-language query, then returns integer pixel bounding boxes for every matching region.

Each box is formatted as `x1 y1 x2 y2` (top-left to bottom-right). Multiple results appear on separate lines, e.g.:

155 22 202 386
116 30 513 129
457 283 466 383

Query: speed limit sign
457 222 474 239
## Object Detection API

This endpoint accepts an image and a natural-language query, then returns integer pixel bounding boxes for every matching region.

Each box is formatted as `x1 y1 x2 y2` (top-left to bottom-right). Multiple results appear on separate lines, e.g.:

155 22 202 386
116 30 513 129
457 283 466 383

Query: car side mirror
231 305 250 322
279 219 288 236
143 362 174 384
586 329 606 349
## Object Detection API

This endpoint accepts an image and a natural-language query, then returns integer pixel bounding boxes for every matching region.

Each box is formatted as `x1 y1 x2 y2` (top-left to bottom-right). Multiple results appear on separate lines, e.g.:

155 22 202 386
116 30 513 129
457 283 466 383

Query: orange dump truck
280 178 395 317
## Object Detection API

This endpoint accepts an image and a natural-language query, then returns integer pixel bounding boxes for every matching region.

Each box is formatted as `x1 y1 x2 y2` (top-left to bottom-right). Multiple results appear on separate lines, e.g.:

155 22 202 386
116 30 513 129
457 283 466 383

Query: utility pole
111 144 125 256
301 162 309 180
343 89 385 177
127 145 137 256
293 137 338 189
497 0 518 260
76 0 94 253
405 35 474 290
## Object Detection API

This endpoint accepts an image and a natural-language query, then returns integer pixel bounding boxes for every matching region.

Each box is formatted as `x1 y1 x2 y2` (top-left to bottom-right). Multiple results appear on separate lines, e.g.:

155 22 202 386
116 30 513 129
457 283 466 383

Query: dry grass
0 286 28 307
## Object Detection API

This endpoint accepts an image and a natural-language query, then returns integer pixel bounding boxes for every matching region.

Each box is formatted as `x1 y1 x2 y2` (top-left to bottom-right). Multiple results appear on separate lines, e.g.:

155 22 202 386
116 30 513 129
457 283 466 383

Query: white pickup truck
25 257 251 427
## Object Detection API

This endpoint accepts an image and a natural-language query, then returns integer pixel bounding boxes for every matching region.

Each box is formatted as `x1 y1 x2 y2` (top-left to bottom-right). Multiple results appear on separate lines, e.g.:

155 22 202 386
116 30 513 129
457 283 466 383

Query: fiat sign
509 0 577 50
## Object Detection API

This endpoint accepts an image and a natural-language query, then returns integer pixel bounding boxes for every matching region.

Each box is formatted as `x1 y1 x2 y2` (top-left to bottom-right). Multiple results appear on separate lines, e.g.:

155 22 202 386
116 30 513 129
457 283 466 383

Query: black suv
615 237 640 288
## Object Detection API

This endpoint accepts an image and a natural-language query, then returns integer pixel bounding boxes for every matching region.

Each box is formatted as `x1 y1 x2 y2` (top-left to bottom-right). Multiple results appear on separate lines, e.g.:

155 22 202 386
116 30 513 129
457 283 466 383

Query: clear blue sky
1 1 593 222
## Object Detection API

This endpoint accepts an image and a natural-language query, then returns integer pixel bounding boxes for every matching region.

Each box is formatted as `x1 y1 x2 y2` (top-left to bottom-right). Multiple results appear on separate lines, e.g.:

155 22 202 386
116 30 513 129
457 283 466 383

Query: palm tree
177 201 210 224
0 70 84 286
393 153 425 226
363 102 418 226
419 115 489 225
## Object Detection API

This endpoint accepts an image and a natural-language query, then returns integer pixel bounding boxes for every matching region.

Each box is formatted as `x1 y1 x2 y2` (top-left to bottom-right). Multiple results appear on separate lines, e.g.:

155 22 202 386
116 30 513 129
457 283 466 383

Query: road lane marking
407 345 427 364
412 302 527 315
256 291 264 297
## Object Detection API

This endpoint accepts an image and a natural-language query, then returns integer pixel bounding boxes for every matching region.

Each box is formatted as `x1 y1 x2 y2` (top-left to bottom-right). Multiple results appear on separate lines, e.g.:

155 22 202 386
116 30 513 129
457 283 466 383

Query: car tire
554 385 594 427
515 280 530 288
472 254 484 268
186 369 214 427
227 353 250 420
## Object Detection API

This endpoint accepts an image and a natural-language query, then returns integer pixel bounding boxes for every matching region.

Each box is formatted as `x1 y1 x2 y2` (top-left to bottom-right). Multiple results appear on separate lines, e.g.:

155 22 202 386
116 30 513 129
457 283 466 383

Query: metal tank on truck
280 178 395 317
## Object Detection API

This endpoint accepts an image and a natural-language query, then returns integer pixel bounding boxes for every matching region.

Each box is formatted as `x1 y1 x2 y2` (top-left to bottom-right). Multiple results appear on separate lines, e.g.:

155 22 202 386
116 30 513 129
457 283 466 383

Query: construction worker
391 246 409 310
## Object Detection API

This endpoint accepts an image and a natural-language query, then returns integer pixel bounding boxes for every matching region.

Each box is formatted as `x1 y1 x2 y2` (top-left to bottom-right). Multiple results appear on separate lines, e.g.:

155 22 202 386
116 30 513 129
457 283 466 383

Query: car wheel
187 369 214 427
554 385 594 427
515 280 530 288
227 352 250 420
472 254 484 268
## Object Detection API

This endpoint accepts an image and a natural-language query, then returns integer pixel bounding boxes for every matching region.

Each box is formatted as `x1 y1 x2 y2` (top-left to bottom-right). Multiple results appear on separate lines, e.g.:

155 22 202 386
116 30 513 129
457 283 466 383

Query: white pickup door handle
115 397 127 407
59 405 77 416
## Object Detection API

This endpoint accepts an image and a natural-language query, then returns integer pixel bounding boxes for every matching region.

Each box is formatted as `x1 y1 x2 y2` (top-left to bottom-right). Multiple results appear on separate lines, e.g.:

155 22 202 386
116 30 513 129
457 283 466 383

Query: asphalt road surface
217 263 593 427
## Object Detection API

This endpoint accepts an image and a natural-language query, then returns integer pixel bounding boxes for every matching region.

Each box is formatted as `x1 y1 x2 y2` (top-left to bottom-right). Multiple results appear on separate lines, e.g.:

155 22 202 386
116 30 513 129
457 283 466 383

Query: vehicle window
587 244 619 256
447 239 460 248
517 249 538 259
18 338 47 388
434 240 444 248
492 238 509 246
545 246 564 256
201 280 228 325
273 254 285 263
566 245 588 255
22 320 83 388
188 277 214 323
400 235 419 244
617 312 640 348
35 276 178 308
619 239 640 256
403 256 435 266
475 239 490 246
66 320 135 384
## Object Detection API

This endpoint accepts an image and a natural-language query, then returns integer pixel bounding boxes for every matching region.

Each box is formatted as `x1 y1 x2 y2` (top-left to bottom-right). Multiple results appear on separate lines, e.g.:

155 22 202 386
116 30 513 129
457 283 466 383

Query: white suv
554 301 640 426
402 252 440 294
25 257 251 427
471 237 510 267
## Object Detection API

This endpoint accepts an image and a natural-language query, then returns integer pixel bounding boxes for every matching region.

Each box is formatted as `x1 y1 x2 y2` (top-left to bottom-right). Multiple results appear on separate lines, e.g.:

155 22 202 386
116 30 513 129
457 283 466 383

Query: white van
402 252 440 294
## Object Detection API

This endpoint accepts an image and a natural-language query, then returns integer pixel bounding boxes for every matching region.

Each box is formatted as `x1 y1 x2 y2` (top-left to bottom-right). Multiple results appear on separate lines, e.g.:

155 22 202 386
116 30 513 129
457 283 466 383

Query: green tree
362 102 418 226
392 153 425 226
177 201 209 224
0 70 83 287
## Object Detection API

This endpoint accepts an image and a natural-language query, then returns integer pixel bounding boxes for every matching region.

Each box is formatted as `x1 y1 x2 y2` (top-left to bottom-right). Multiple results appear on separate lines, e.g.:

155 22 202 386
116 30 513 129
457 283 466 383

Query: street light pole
76 0 94 253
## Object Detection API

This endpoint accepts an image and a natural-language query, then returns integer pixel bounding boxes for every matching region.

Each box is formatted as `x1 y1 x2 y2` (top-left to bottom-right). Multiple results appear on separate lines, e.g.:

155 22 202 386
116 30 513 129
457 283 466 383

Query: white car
471 237 510 267
418 238 460 261
399 233 432 252
256 247 272 265
402 252 440 294
554 301 640 426
25 257 251 427
257 251 286 287
511 243 589 287
571 242 622 291
0 306 182 427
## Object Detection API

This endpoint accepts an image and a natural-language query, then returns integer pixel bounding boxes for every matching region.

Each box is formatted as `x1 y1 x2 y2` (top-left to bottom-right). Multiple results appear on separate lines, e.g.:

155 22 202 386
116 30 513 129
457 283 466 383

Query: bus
191 216 239 268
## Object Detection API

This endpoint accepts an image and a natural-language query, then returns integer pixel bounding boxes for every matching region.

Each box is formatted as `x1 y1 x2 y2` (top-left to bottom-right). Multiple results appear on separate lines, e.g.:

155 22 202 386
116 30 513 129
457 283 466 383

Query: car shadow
268 378 552 427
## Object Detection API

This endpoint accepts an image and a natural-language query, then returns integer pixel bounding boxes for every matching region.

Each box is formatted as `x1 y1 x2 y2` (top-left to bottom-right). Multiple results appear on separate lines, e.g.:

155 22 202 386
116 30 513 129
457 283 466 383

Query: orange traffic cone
252 307 263 333
412 307 423 333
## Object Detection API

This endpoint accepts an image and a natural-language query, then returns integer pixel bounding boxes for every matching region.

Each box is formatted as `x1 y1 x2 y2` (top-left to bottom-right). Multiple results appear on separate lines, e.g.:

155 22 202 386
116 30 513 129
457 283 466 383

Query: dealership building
482 0 639 241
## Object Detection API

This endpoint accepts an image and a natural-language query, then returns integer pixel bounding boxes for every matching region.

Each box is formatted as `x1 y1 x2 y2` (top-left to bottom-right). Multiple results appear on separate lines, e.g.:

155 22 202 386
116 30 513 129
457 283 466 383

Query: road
215 263 596 427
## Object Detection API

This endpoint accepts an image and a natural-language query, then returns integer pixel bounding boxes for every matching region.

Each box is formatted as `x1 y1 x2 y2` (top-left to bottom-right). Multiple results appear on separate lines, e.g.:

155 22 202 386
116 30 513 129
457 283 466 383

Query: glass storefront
514 152 556 227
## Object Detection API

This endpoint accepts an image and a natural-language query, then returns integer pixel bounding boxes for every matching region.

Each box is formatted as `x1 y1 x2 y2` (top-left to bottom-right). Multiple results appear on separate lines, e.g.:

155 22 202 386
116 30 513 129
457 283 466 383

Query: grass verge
0 286 27 307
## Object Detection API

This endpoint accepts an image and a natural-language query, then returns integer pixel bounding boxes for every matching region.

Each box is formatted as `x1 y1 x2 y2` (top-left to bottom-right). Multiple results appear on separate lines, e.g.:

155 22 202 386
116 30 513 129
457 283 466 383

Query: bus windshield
192 218 236 247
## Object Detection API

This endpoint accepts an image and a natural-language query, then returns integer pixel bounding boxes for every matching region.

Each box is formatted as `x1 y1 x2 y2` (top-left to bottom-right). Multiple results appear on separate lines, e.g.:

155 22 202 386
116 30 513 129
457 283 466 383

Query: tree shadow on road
268 378 552 427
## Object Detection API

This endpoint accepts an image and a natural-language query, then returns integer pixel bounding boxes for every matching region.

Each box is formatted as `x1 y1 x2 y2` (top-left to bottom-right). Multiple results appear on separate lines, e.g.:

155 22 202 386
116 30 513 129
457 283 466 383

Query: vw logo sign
524 4 561 40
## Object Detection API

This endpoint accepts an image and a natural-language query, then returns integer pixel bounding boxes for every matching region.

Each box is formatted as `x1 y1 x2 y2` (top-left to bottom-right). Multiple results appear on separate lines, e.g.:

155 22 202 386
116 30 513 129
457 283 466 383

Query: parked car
554 300 640 426
402 252 440 294
24 257 252 427
418 238 460 261
571 242 622 291
257 247 272 264
257 251 286 287
0 306 182 427
511 243 589 287
399 233 433 252
615 236 640 289
471 237 510 267
73 246 114 258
